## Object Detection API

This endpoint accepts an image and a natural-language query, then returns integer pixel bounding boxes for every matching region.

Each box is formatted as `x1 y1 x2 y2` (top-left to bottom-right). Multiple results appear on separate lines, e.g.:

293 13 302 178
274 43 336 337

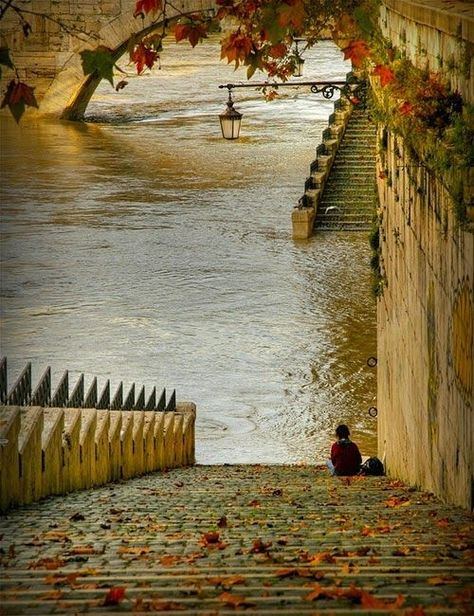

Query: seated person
326 424 362 476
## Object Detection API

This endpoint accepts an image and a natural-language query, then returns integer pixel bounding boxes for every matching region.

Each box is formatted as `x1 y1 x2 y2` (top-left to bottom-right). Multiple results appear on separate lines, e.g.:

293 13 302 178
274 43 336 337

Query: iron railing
0 358 176 412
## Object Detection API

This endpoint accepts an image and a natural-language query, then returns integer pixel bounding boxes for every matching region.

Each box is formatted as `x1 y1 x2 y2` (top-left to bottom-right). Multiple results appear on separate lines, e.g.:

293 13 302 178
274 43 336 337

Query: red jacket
331 439 362 476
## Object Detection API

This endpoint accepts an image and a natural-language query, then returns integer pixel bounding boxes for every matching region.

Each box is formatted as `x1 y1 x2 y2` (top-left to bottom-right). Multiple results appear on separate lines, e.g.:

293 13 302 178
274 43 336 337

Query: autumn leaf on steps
1 80 38 123
80 46 115 85
218 591 255 608
131 43 159 74
102 587 126 606
373 64 395 87
134 0 162 18
27 557 65 570
341 39 370 68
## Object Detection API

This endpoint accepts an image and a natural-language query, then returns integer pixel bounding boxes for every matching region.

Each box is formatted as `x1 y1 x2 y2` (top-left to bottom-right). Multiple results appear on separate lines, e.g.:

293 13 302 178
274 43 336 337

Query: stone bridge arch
0 0 217 120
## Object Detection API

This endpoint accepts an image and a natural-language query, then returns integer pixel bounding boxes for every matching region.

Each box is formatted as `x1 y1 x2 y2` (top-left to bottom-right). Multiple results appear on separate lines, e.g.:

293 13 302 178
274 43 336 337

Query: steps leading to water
0 465 472 614
314 107 376 231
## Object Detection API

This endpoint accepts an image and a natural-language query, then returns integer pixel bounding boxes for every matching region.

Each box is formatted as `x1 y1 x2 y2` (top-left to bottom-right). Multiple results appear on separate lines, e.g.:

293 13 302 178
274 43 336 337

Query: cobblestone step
0 465 472 614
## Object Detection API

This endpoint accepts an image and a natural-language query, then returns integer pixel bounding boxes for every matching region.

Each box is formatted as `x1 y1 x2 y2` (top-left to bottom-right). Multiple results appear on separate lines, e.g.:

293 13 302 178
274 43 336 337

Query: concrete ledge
0 407 21 510
0 401 197 512
41 408 64 497
18 407 43 505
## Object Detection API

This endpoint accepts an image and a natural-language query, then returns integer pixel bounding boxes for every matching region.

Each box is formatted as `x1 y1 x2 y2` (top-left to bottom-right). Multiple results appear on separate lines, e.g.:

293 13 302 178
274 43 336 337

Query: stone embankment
0 404 196 512
0 464 472 614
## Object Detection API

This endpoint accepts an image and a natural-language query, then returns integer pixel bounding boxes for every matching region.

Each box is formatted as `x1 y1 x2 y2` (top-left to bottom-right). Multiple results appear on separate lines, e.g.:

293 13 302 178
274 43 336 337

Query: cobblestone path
0 465 473 614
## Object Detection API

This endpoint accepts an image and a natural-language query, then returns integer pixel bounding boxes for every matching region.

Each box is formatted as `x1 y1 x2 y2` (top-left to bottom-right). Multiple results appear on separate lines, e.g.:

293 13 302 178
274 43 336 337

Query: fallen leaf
28 557 65 570
44 573 78 586
218 591 255 608
68 545 101 555
118 546 151 556
217 516 228 528
102 586 126 606
40 590 63 600
249 538 272 554
43 531 71 542
427 575 455 585
70 512 85 521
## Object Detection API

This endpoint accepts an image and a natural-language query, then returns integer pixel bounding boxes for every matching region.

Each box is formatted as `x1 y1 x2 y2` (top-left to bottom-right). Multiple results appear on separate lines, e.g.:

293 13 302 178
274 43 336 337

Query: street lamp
218 74 367 140
293 38 306 77
219 86 243 140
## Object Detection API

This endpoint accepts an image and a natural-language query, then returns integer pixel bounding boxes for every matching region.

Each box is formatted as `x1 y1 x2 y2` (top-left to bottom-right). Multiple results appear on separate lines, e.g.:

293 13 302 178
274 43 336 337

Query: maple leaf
360 591 405 609
117 545 151 555
373 64 395 87
173 20 208 48
249 538 272 554
80 46 115 85
131 42 158 74
27 557 65 570
134 0 161 18
103 587 126 606
218 591 255 608
341 40 370 68
0 79 38 123
269 43 288 59
277 0 306 29
399 101 414 115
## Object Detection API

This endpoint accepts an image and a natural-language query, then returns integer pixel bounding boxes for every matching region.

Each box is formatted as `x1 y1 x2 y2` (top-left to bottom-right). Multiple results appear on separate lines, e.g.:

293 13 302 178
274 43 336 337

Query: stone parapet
0 402 196 512
380 0 474 103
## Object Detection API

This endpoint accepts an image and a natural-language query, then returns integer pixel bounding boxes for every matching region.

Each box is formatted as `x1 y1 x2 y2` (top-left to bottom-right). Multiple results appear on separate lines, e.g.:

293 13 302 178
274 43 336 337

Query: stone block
292 206 316 240
18 407 43 505
109 411 122 482
177 402 196 466
63 408 81 493
172 413 184 468
143 412 156 473
79 409 97 489
120 412 134 479
132 411 145 475
0 406 21 511
41 408 64 497
154 412 165 470
163 413 175 469
94 410 110 486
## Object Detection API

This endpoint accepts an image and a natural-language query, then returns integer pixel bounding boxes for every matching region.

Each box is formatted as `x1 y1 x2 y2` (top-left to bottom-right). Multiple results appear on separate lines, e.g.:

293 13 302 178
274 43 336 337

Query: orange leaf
68 545 101 555
40 590 63 600
218 591 255 608
117 546 151 555
28 557 65 570
360 591 405 609
341 40 370 68
103 587 126 606
372 64 395 87
249 538 272 554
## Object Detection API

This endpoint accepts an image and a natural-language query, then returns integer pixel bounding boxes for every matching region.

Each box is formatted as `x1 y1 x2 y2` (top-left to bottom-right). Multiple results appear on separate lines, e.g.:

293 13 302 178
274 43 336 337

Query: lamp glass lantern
219 89 243 140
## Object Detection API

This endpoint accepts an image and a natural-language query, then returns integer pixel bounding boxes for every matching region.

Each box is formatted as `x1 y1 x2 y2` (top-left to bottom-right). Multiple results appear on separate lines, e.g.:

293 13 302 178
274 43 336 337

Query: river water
0 38 377 464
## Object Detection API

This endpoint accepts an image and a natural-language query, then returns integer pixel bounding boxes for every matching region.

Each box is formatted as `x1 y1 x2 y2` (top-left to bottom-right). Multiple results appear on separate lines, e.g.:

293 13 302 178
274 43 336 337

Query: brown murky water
0 38 377 463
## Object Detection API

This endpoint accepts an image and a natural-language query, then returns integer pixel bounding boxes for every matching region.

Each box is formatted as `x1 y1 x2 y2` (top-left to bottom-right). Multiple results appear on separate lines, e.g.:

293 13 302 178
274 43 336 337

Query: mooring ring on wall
367 356 377 368
368 406 378 417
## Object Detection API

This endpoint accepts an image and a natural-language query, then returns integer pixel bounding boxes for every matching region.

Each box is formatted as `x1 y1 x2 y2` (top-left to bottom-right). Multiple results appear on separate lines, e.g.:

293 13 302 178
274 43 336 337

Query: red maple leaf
1 80 38 122
373 64 395 87
399 101 414 115
134 0 161 17
103 587 126 606
131 43 158 74
342 40 370 68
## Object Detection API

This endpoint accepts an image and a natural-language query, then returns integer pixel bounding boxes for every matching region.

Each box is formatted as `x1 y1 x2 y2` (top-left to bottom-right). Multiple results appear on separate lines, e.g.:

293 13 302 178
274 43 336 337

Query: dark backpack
359 457 385 476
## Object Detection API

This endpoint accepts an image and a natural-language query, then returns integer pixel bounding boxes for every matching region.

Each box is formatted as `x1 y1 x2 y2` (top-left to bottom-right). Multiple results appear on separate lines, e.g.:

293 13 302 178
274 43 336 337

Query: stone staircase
313 107 376 231
0 465 473 614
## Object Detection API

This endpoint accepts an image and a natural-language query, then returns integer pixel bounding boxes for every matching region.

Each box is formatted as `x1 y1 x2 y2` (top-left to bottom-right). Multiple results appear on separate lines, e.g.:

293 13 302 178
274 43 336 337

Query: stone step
1 465 472 614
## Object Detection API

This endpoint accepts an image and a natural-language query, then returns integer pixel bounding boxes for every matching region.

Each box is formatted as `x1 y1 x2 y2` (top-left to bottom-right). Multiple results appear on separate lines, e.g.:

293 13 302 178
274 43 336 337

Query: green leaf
261 6 287 45
353 8 375 36
80 47 115 85
0 47 14 80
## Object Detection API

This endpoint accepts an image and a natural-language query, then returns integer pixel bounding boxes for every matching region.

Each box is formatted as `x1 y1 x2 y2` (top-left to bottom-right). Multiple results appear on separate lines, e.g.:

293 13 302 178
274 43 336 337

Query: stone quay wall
0 403 196 512
0 0 216 118
376 1 473 509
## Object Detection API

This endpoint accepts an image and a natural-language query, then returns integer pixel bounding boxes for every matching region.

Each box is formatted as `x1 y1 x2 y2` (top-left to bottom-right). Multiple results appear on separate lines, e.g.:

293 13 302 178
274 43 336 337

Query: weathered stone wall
0 402 196 512
376 0 473 510
0 0 216 117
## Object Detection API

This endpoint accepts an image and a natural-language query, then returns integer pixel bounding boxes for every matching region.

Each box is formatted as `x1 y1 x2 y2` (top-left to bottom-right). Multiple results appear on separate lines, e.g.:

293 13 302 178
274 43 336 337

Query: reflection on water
0 38 376 463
